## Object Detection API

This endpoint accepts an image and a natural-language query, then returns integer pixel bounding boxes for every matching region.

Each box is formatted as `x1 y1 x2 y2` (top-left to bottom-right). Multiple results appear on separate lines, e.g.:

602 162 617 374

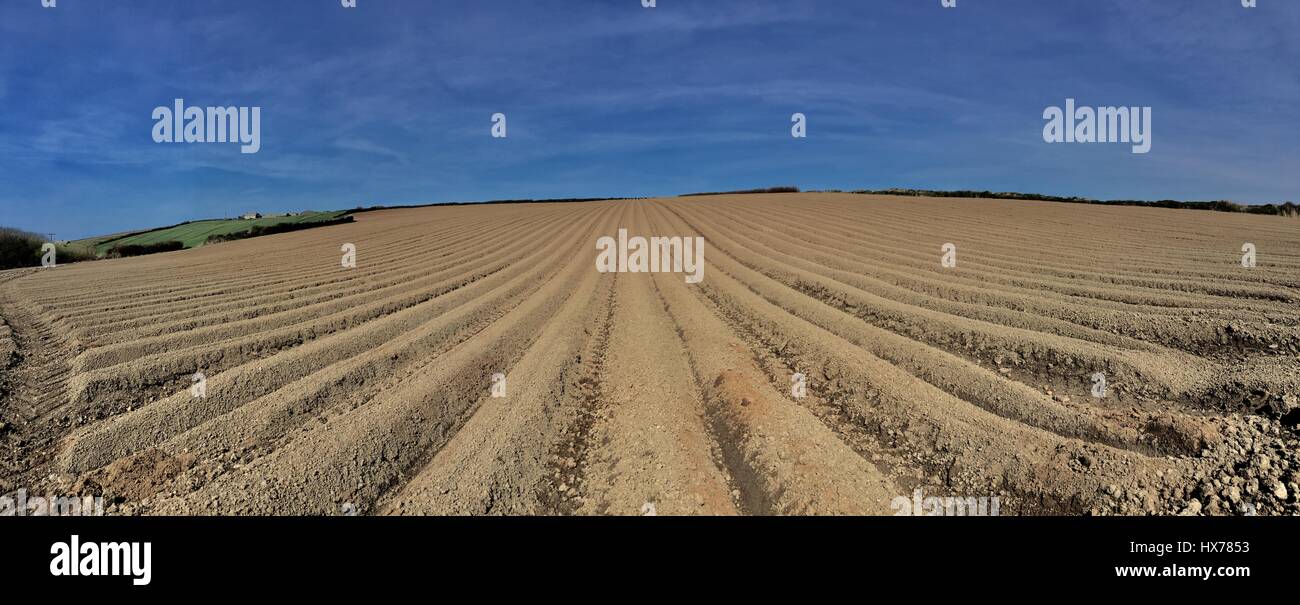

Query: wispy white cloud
333 138 410 165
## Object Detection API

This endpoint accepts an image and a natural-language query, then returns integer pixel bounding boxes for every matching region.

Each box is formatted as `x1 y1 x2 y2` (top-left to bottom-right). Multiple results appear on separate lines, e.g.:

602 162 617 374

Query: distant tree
107 241 185 258
0 226 44 269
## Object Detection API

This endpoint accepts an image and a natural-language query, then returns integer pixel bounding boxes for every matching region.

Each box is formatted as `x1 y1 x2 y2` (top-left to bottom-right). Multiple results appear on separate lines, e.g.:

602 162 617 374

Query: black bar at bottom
1 516 1288 593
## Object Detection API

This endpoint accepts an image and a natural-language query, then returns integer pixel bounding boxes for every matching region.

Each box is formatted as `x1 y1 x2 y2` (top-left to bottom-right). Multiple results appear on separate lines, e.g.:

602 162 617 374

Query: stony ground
1 193 1297 515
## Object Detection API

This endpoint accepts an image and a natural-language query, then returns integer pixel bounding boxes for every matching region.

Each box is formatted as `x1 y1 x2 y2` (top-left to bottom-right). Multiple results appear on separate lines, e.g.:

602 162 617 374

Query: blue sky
1 0 1296 239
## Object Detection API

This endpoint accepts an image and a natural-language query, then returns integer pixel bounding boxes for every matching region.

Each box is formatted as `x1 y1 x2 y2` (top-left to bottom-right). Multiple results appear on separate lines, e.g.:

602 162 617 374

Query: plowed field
2 193 1298 515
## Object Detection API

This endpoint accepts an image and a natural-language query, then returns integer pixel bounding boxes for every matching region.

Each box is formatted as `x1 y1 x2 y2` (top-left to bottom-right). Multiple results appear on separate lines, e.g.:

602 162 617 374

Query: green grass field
74 211 348 255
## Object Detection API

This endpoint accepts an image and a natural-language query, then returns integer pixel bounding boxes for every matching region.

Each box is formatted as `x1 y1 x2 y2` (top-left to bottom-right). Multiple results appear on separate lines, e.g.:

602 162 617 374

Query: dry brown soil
2 194 1297 515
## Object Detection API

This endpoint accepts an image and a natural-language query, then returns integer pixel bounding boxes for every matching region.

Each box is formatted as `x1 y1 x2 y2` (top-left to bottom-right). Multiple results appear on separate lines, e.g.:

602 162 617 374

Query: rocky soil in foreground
2 193 1297 515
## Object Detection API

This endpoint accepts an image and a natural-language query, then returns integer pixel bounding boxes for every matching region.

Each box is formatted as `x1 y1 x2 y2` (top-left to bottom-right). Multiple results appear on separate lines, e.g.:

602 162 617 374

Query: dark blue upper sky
1 0 1296 239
